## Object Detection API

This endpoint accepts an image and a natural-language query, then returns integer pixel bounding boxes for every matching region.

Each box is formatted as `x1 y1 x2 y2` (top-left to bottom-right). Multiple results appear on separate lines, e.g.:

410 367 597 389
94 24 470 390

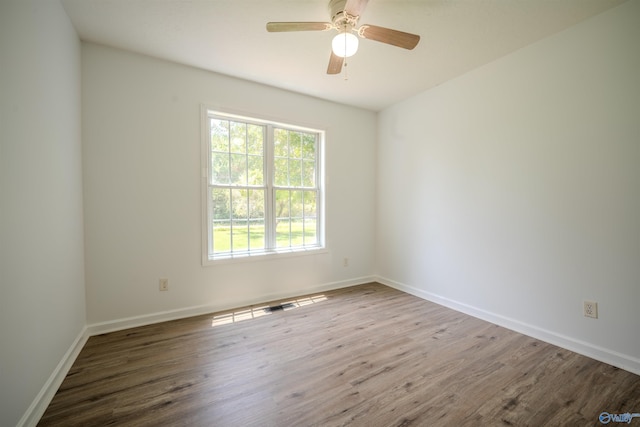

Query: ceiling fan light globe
332 32 359 57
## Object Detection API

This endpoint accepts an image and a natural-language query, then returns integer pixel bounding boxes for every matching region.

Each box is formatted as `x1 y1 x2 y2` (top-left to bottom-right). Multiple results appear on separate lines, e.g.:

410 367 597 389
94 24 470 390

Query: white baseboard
17 327 89 427
376 276 640 376
87 276 376 336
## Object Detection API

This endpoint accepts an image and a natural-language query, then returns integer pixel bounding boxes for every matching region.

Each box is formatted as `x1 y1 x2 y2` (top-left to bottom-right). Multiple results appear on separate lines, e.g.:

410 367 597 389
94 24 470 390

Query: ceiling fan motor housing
329 0 357 27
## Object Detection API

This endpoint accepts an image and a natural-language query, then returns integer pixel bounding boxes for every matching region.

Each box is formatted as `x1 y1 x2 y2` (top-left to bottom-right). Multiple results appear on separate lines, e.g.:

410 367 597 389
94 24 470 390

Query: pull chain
343 26 349 80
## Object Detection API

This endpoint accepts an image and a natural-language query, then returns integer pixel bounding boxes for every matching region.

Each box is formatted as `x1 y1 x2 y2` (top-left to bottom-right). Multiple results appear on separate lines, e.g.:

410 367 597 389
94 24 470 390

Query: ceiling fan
266 0 420 75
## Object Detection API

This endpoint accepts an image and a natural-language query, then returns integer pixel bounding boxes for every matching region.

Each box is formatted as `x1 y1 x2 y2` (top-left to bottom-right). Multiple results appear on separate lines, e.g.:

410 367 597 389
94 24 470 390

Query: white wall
81 43 377 326
377 0 640 372
0 1 86 426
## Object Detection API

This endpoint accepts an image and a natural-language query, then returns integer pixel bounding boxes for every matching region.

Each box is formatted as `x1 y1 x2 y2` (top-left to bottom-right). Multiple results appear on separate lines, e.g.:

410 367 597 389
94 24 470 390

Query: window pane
274 157 288 186
232 220 249 251
230 153 247 185
249 219 265 250
211 119 229 152
289 132 302 158
276 219 291 248
212 188 230 220
249 189 265 220
274 128 288 157
212 188 231 254
273 128 317 189
304 218 317 245
302 190 316 246
302 134 316 159
248 155 263 186
213 222 231 253
302 159 315 187
247 124 263 155
275 189 307 248
303 190 317 217
248 189 265 250
231 189 247 220
230 121 246 154
211 152 230 184
230 190 249 252
290 190 303 218
275 190 290 219
275 189 290 248
289 159 302 187
290 219 304 246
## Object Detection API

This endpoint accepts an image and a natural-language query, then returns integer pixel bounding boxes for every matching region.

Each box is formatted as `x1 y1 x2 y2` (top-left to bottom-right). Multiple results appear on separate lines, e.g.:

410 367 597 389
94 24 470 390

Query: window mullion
228 188 234 252
227 129 233 253
244 127 250 251
288 190 292 247
302 188 306 246
208 184 214 256
265 124 275 250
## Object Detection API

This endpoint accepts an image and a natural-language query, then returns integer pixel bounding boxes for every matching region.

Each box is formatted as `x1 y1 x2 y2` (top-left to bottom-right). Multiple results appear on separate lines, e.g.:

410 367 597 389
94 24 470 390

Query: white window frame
201 106 325 264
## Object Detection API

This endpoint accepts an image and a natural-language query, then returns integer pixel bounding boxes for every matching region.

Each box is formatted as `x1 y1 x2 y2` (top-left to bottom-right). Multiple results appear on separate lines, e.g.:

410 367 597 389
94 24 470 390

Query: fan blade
345 0 369 17
267 22 332 32
359 25 420 50
327 52 344 74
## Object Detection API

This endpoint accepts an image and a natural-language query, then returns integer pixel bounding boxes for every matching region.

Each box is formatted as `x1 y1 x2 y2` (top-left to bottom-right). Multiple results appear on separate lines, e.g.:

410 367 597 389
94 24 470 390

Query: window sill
203 246 329 266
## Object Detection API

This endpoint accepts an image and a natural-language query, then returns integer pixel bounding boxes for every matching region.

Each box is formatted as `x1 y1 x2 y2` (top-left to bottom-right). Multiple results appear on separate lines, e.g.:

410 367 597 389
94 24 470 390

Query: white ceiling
61 0 627 111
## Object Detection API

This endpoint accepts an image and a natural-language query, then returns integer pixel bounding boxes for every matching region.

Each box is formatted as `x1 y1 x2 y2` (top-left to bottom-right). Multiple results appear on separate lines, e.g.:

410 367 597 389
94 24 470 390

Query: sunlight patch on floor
211 294 328 327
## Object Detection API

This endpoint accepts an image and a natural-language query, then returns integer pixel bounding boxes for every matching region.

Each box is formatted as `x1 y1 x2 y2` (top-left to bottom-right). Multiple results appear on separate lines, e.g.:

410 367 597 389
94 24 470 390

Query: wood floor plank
38 283 640 426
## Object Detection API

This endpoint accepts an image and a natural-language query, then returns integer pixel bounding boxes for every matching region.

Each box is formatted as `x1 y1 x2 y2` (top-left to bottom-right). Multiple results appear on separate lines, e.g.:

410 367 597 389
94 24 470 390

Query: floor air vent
264 303 295 313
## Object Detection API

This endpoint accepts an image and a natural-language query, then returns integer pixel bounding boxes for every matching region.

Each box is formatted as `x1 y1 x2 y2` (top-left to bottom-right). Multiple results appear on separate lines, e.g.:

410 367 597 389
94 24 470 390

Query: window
202 108 324 262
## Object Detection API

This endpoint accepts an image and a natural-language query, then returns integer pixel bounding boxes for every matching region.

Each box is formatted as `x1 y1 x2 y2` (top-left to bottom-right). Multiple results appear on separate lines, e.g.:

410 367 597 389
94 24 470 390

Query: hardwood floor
39 283 640 426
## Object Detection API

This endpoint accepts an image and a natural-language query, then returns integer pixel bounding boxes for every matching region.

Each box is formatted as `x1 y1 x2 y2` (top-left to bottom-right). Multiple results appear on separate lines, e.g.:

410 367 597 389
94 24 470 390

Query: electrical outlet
343 257 349 267
584 301 597 318
159 278 169 291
